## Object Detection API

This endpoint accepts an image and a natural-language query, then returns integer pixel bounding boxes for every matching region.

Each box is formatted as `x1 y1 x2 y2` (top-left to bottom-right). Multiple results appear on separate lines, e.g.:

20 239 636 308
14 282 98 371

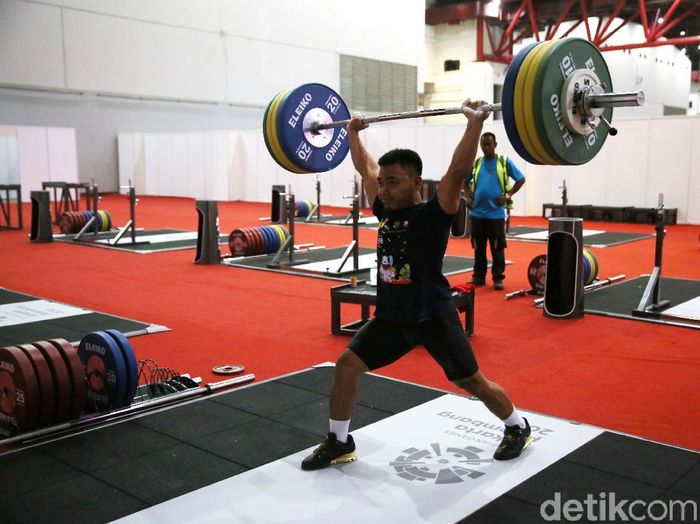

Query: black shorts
347 306 479 381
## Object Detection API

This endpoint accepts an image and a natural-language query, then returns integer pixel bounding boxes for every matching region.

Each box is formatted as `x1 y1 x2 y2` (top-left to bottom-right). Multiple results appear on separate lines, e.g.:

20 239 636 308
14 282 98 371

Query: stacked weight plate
582 248 599 285
58 210 112 234
228 225 290 257
0 339 86 437
502 38 613 165
263 84 351 173
78 330 139 413
295 200 315 217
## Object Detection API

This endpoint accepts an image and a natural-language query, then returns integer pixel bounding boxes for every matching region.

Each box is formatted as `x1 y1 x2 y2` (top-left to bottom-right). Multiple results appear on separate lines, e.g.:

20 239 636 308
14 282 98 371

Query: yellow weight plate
514 43 545 163
266 90 307 174
520 40 560 165
523 40 562 165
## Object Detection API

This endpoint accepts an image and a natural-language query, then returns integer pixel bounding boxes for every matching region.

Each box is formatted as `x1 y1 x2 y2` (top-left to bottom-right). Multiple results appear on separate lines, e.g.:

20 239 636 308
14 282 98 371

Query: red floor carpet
1 194 699 450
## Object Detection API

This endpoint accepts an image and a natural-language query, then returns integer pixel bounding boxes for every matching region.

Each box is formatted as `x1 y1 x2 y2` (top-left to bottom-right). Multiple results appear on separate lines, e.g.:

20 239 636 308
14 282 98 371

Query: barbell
262 37 644 173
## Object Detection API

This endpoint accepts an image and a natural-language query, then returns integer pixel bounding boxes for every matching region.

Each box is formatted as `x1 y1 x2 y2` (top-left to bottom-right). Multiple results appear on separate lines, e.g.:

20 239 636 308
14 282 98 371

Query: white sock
502 408 526 429
330 419 351 443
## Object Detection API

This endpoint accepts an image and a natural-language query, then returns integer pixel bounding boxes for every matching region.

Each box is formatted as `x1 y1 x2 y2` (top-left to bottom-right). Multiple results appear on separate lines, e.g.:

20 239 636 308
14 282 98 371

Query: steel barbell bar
306 91 643 133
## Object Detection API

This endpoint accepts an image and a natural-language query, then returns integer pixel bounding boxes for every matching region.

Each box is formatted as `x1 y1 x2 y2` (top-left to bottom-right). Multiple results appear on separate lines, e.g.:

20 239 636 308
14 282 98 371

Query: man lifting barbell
301 100 533 471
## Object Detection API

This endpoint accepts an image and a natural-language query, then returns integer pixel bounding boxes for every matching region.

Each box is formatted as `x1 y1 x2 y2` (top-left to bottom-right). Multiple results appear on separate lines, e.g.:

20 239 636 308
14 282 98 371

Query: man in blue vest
466 132 525 290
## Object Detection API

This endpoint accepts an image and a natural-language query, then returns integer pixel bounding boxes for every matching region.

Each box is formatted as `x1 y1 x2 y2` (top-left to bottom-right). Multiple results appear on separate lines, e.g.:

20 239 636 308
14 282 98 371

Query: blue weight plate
258 226 271 253
582 254 591 284
78 331 128 412
262 226 276 253
103 329 139 408
263 226 279 253
502 43 540 164
277 83 351 173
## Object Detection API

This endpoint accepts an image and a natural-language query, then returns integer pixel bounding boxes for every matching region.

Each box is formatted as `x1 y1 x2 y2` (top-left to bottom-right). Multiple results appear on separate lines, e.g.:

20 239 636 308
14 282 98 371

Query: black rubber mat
1 367 696 523
0 288 167 346
54 228 228 253
584 276 700 330
507 226 653 247
224 246 479 282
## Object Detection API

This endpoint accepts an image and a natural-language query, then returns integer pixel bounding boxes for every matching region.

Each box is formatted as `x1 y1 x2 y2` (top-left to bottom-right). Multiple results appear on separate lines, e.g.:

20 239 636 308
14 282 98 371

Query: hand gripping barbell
263 38 644 173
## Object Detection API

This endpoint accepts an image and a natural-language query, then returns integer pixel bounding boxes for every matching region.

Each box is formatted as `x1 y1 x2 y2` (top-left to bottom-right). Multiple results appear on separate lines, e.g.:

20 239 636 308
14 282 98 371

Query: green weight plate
535 38 613 165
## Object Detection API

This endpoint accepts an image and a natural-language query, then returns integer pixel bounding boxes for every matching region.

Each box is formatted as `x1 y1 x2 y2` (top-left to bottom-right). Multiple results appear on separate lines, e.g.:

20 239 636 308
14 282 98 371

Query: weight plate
104 210 112 230
78 331 128 412
527 254 547 294
582 253 591 285
271 225 285 248
259 226 272 253
212 364 245 375
515 42 549 164
103 330 139 408
265 90 308 174
0 345 41 436
521 40 561 164
48 338 87 420
172 375 199 389
264 90 293 171
263 226 278 253
58 213 72 234
583 248 598 283
248 227 263 256
31 340 72 424
502 43 540 165
228 229 249 257
277 83 351 173
15 344 55 428
535 38 613 165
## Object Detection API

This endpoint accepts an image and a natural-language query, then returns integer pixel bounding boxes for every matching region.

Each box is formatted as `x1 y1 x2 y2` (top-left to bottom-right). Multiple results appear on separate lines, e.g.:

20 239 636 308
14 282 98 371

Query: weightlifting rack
109 182 150 247
632 194 671 318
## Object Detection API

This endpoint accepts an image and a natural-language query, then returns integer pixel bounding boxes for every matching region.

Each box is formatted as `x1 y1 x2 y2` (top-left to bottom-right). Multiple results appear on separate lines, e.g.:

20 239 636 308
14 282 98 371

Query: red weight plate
244 228 260 256
58 213 72 234
251 227 264 255
48 338 87 420
31 340 72 424
15 344 55 428
0 346 41 436
228 229 248 256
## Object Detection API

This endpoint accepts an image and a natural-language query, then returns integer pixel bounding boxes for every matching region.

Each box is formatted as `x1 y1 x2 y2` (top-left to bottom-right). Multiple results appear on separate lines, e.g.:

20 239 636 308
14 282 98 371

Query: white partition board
115 394 602 524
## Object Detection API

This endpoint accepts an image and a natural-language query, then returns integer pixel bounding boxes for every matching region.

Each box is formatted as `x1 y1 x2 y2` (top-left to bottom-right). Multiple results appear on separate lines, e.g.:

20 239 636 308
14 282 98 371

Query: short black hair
377 148 423 177
481 132 497 143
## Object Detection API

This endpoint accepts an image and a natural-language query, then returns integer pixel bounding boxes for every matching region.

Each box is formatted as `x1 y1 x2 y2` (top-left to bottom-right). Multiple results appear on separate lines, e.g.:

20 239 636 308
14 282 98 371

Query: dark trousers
470 217 506 282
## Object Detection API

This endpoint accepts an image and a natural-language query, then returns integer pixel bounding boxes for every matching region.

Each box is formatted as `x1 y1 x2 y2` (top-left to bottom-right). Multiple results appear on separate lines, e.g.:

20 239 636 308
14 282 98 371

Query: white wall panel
63 11 226 101
46 128 79 184
219 0 424 66
0 0 65 88
602 119 649 207
158 135 188 197
227 38 339 105
38 0 221 32
133 134 146 195
646 118 692 222
16 127 50 201
688 120 700 224
117 133 135 194
143 136 160 196
186 134 206 200
205 132 230 200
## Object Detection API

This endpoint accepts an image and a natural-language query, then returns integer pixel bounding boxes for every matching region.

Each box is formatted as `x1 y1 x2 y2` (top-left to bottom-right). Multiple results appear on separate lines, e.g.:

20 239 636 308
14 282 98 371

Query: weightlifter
301 100 532 471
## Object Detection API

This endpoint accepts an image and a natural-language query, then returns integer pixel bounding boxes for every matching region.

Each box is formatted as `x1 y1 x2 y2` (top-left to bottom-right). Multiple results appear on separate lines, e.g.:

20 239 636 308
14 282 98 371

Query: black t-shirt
373 195 456 323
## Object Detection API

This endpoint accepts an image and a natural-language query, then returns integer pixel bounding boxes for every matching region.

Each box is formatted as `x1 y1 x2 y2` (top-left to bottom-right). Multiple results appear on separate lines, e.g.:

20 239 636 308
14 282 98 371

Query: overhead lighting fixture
680 30 686 36
658 17 664 23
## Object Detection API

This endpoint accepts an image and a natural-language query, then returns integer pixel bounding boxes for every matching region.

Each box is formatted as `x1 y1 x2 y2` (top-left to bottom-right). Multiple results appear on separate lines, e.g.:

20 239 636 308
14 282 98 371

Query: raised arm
437 100 490 215
347 116 380 208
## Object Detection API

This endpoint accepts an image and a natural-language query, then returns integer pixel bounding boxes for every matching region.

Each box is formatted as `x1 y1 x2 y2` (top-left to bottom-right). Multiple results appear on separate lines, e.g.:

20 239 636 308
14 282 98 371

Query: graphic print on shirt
377 217 411 284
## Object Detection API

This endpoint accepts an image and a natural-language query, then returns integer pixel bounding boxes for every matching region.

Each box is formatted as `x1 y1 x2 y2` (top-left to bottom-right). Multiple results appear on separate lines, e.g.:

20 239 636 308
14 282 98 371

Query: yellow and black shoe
494 418 533 460
301 433 357 471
